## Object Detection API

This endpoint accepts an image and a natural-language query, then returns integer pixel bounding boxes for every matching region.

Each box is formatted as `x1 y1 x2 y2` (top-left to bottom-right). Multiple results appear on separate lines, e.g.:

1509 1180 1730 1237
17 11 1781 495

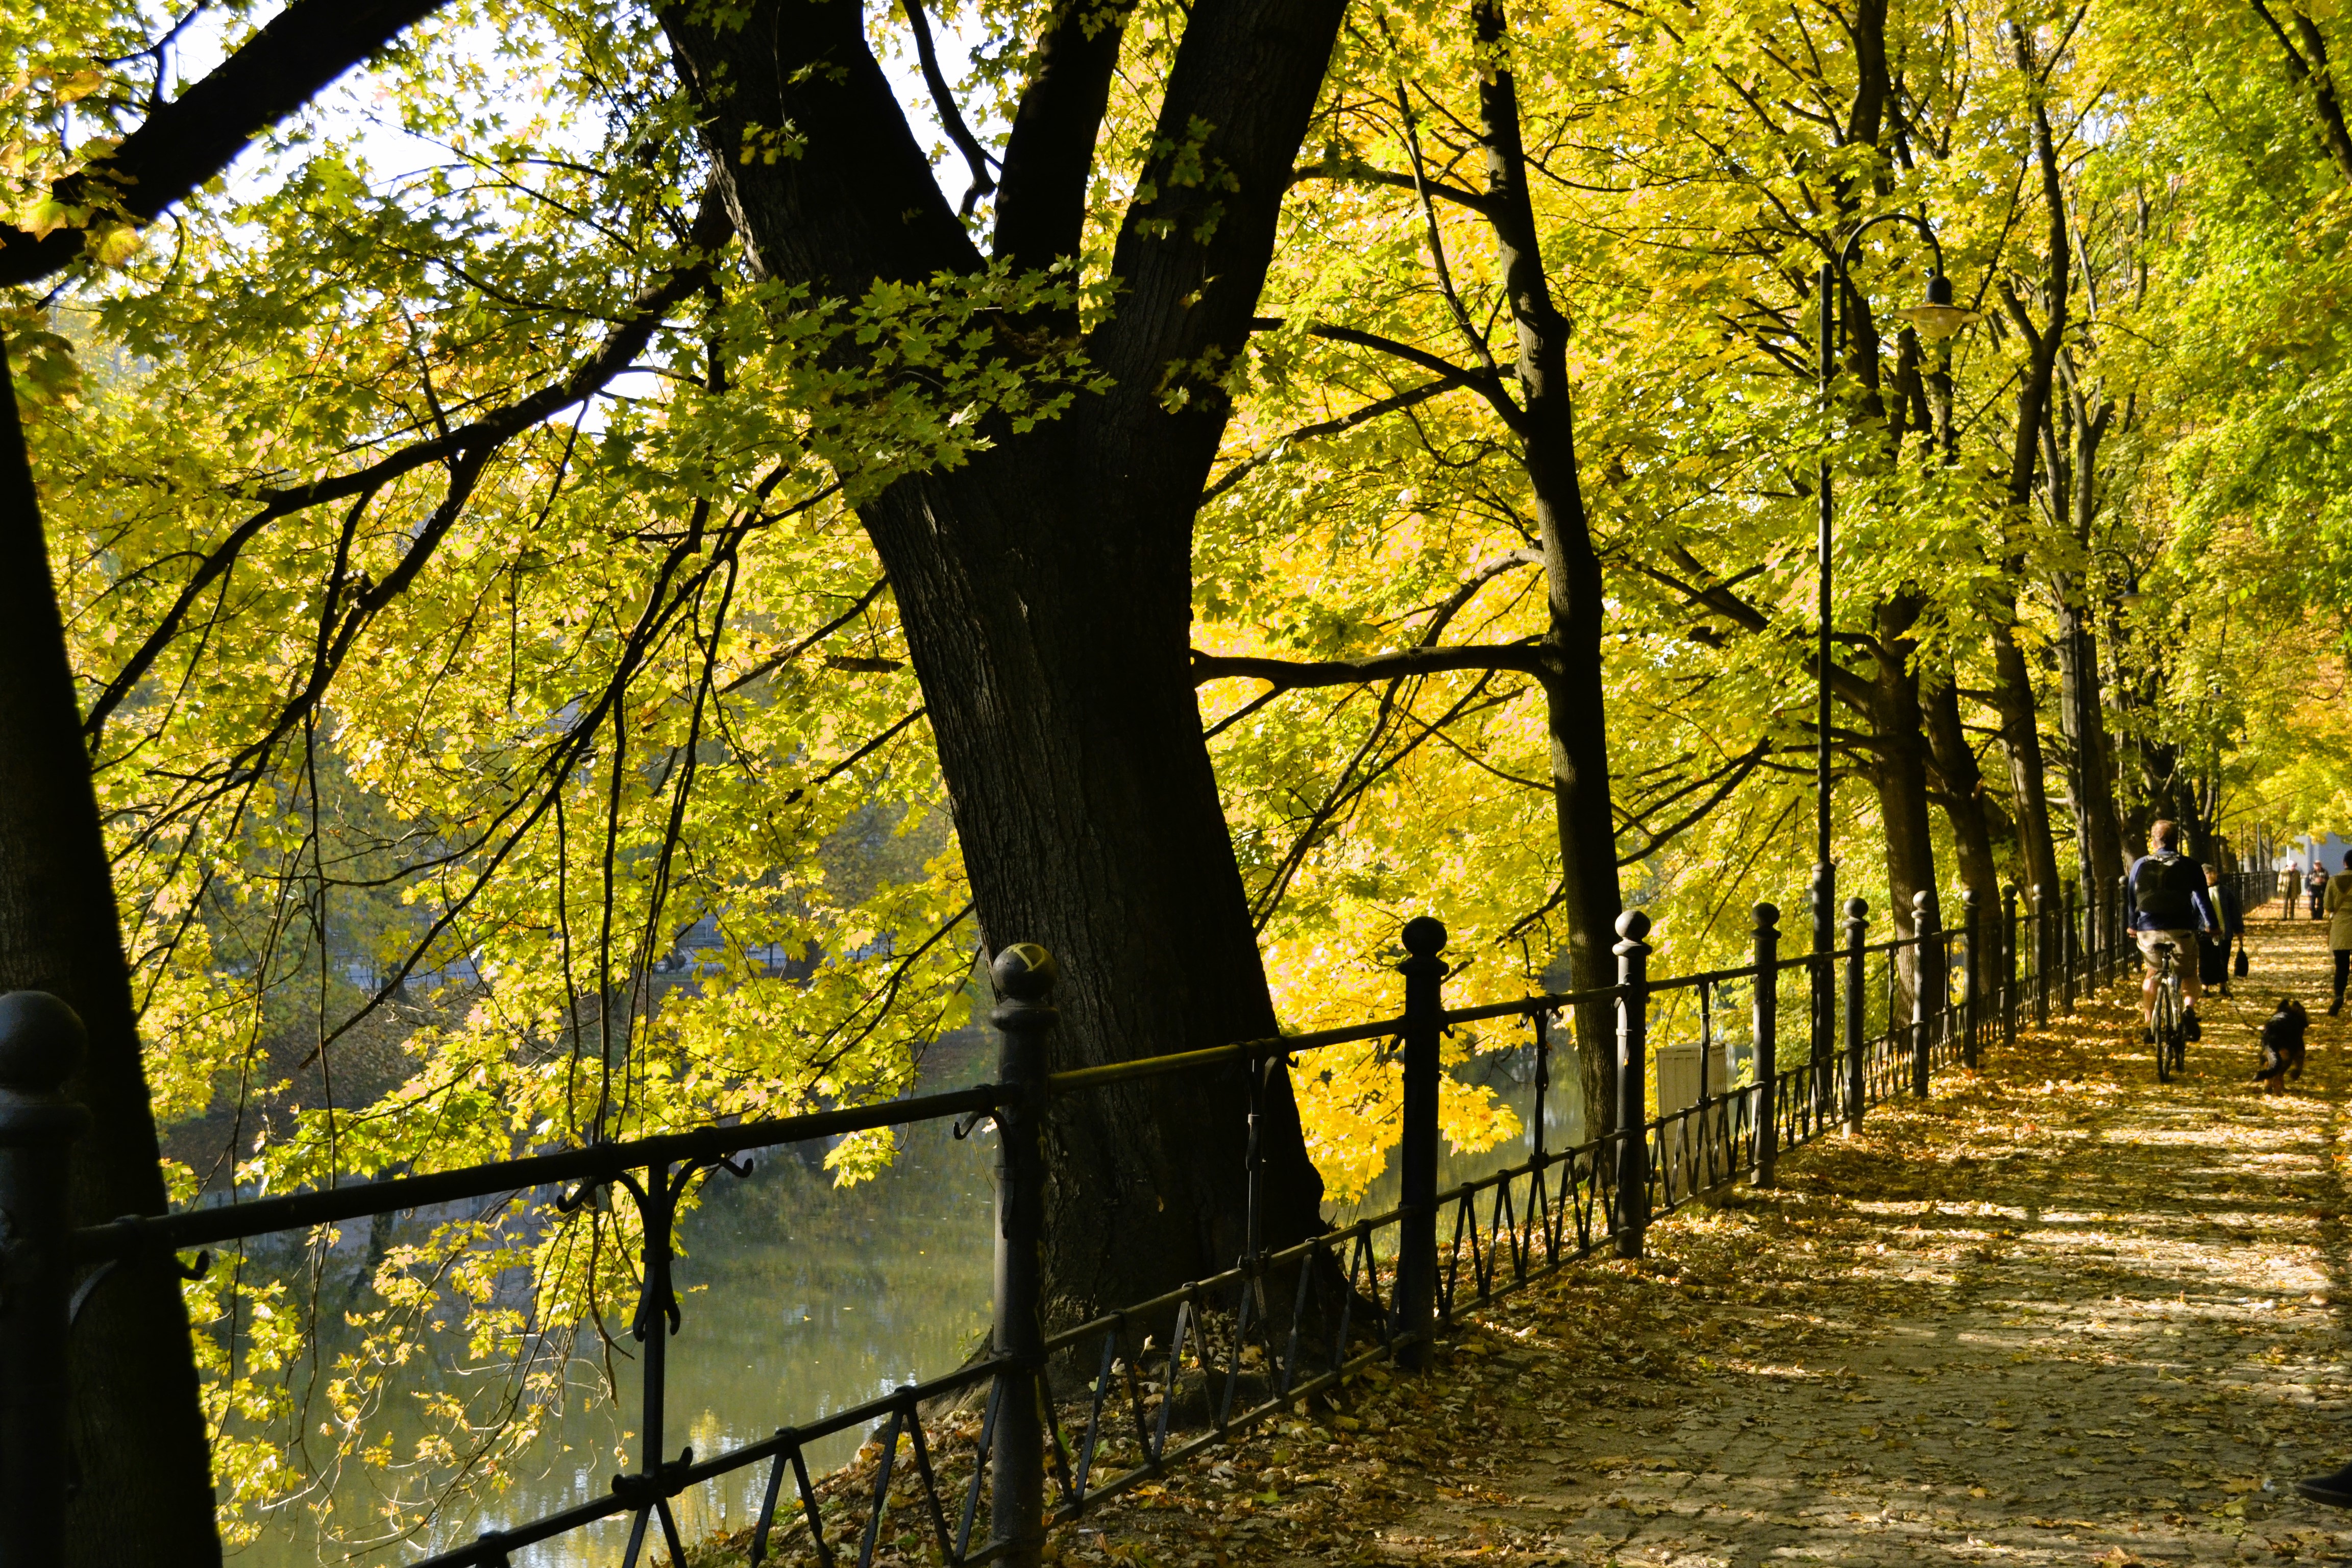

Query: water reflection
239 1031 1724 1564
239 1044 998 1567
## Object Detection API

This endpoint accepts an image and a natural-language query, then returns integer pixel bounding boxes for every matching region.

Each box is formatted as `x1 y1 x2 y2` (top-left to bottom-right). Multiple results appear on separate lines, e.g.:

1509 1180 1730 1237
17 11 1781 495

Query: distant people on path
2202 865 2244 998
2126 820 2217 1043
2330 855 2352 1016
2312 863 2330 920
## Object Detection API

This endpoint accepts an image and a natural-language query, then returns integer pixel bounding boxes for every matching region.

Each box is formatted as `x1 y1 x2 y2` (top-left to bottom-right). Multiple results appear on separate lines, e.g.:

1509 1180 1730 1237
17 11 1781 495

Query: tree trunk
1989 621 2062 899
1 377 223 1562
1922 676 2001 991
1473 0 1622 1139
662 0 1349 1316
1865 597 1943 1014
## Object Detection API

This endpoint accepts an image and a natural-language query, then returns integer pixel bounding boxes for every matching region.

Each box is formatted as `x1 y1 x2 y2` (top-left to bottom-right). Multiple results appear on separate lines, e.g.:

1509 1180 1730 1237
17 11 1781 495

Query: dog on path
2255 998 2310 1093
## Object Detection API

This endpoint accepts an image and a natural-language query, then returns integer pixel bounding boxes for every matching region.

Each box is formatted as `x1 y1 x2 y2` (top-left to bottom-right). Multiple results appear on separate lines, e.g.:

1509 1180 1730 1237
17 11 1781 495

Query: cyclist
2126 820 2217 1044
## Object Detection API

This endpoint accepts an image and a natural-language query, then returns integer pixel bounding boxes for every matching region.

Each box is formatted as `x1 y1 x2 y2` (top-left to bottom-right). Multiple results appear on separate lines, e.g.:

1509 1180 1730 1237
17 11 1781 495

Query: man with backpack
2126 820 2218 1043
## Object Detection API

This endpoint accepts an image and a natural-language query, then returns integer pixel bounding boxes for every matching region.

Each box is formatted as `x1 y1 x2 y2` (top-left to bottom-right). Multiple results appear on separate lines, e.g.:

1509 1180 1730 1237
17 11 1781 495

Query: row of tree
5 0 2351 1558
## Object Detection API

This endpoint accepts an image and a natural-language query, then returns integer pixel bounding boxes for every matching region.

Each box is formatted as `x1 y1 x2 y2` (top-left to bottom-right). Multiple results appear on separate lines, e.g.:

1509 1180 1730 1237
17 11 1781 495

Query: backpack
2132 852 2205 927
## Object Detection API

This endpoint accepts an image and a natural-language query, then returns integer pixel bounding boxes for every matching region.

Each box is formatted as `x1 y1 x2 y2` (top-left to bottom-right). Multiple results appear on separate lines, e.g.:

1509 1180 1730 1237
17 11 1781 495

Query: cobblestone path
1070 905 2352 1567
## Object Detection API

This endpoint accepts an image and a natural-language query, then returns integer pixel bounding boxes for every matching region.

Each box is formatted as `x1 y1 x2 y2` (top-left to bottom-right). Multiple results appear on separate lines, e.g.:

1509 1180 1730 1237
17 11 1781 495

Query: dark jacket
2126 853 2217 933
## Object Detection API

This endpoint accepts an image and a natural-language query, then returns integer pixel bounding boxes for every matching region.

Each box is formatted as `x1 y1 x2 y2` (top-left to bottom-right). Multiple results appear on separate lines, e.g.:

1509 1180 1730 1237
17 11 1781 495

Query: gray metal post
1961 888 1983 1070
1752 902 1780 1188
1614 911 1652 1259
1912 890 1938 1098
1843 898 1869 1132
990 944 1058 1568
1395 917 1447 1367
0 992 88 1568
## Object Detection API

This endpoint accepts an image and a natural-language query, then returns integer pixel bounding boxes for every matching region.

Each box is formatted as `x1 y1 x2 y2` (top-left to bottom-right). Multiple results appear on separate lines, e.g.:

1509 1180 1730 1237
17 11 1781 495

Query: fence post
2031 884 2049 1027
1395 917 1447 1366
1912 891 1938 1098
1842 898 1869 1133
2126 879 2145 987
990 944 1058 1568
0 992 88 1568
2062 879 2079 1013
1614 911 1652 1260
1809 863 1835 1126
1752 902 1780 1189
2002 885 2019 1048
1961 888 1982 1070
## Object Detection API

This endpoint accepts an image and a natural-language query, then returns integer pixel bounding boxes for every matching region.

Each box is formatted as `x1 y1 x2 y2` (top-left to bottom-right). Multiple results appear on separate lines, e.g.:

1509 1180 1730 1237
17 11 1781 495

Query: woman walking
2329 855 2352 1015
2202 865 2244 998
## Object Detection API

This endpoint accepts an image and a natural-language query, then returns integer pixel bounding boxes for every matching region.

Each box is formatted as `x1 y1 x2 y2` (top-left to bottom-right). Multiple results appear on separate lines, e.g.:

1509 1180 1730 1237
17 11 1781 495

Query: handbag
2236 939 2250 978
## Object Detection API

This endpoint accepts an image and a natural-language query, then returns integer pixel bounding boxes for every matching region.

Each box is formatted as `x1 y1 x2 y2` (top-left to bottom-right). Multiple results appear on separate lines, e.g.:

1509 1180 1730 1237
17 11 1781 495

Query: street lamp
1812 212 1965 1059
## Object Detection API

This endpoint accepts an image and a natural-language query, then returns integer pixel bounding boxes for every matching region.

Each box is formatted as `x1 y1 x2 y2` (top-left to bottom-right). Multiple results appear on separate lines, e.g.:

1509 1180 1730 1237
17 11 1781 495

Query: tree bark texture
660 0 1349 1317
0 375 223 1564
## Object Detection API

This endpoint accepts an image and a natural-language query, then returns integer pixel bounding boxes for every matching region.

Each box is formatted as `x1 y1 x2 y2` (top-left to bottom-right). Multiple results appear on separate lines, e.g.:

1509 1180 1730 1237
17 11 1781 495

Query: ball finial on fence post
0 990 90 1568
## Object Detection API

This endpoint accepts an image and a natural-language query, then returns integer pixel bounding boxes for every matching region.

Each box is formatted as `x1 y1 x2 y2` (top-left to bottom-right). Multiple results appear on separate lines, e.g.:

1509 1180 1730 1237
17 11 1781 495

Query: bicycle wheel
2153 978 2174 1084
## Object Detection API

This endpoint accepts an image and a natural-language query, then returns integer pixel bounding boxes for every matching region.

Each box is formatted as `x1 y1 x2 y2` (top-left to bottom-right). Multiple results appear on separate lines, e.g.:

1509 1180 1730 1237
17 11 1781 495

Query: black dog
2256 998 2310 1094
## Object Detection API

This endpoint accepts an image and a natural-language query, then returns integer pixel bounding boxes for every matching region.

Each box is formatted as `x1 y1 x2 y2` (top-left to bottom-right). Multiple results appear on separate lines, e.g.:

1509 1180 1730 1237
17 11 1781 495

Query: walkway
1069 907 2352 1566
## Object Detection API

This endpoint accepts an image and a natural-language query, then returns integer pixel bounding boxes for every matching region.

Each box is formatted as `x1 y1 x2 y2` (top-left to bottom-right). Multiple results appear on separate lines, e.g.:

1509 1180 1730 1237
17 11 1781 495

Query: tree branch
0 0 462 287
82 190 732 745
1191 640 1547 687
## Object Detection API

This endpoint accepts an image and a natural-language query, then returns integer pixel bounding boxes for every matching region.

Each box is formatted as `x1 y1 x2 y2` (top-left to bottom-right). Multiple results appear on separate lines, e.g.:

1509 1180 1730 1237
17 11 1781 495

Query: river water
235 1034 1703 1565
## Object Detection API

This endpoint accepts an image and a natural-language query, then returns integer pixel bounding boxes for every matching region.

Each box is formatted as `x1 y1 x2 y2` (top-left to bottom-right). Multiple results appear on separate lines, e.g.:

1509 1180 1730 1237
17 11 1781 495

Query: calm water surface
238 1034 1728 1564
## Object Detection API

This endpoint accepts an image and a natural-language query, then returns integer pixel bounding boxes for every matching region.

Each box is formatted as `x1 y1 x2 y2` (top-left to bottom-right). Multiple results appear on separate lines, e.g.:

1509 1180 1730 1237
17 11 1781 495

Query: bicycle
2151 941 2188 1083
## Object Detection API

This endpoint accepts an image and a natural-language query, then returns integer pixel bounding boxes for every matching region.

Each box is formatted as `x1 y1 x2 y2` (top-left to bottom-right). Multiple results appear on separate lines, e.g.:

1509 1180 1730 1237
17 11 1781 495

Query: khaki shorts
2136 929 2198 967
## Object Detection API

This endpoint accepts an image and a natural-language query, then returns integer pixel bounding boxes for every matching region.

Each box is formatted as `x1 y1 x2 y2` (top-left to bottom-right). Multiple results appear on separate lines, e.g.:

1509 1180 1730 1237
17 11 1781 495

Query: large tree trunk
1922 677 2000 993
2054 419 2128 925
1864 597 1943 1015
1989 624 2062 902
1 377 223 1562
1984 23 2071 915
1473 0 1623 1140
662 0 1349 1316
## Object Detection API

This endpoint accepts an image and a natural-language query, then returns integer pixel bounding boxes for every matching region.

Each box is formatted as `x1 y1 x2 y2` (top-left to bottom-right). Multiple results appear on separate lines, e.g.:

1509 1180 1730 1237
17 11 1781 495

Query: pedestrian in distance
2202 865 2244 998
2311 862 2330 920
2330 854 2352 1016
2126 820 2218 1045
2253 998 2309 1093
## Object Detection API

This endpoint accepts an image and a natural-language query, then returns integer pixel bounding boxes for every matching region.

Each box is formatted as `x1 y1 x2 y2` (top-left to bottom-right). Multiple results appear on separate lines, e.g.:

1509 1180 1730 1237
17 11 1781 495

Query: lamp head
1894 270 1972 341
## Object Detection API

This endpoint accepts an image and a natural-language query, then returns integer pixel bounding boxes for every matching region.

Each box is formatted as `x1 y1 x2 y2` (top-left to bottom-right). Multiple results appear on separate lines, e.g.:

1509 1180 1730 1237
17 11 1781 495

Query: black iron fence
0 871 2269 1567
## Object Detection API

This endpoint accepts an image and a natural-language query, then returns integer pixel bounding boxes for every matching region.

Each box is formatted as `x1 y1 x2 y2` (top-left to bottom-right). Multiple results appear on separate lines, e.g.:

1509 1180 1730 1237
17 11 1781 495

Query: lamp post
1812 213 1968 1057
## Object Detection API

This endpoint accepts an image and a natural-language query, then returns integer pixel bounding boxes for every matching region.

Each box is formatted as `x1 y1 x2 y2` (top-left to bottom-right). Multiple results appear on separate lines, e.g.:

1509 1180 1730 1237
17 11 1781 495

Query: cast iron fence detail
0 873 2272 1567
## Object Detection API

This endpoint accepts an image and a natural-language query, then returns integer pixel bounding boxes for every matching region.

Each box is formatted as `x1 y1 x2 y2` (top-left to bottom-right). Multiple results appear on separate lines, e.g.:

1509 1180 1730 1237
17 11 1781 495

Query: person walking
2329 855 2352 1015
2202 865 2244 998
2311 862 2330 920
